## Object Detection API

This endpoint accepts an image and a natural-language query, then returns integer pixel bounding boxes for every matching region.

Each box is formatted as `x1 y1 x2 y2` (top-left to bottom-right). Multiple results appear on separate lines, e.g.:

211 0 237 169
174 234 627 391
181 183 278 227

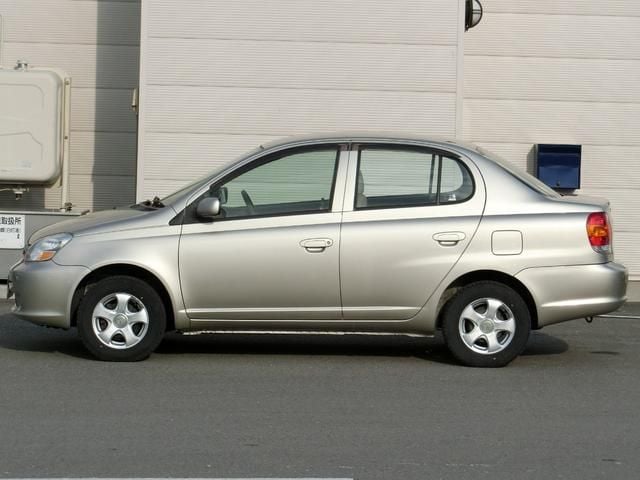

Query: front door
179 145 346 323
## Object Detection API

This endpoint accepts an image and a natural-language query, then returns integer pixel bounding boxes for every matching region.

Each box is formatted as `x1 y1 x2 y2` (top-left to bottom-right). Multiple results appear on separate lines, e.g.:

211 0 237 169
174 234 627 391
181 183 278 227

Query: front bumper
516 262 628 328
8 260 90 329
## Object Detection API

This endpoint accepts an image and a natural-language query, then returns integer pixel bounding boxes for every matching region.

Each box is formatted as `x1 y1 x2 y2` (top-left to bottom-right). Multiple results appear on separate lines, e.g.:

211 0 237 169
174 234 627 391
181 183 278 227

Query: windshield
129 175 213 211
476 146 560 198
159 174 212 206
157 146 265 206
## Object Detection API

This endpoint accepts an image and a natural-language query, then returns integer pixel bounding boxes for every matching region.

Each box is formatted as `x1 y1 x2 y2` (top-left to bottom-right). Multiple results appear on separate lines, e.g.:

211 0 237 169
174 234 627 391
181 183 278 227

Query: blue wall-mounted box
535 144 582 190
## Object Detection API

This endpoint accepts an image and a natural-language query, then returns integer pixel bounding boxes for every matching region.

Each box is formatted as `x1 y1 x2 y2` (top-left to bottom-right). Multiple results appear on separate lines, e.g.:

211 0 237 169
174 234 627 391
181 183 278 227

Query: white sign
0 214 25 249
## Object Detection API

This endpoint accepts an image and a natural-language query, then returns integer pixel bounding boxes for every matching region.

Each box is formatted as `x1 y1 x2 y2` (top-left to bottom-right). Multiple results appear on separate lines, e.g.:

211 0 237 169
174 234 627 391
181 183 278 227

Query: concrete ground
599 301 640 318
0 301 639 480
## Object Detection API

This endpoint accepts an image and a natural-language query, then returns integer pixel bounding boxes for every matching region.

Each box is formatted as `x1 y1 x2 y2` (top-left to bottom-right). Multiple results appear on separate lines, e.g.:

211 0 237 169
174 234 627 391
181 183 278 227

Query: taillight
586 212 611 253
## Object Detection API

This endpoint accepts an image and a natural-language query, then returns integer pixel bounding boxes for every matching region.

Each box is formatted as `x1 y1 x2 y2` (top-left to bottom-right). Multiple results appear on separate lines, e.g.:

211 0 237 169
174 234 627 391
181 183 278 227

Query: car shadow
0 313 568 364
156 330 568 365
157 331 458 363
521 331 569 357
0 322 94 360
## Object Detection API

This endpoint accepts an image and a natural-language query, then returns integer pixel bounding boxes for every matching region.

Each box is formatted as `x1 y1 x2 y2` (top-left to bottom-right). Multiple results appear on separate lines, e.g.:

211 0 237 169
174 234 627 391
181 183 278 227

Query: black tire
77 275 166 361
441 281 531 367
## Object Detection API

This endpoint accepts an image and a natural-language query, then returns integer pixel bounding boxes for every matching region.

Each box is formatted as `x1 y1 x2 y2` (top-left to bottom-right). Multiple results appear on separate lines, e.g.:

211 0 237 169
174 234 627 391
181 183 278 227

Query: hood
29 206 176 244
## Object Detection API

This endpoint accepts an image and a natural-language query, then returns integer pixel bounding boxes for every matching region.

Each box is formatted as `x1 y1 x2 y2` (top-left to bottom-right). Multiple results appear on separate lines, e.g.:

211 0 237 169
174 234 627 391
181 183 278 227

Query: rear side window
355 147 474 209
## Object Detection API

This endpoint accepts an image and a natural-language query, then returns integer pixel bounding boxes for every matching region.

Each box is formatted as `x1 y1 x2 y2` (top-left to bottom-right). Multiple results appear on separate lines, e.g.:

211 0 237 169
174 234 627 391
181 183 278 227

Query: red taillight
586 212 610 250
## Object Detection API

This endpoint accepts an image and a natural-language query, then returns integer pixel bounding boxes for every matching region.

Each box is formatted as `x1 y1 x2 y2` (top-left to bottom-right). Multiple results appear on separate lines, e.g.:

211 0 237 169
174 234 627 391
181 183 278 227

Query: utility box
535 144 582 190
0 63 67 184
0 61 75 280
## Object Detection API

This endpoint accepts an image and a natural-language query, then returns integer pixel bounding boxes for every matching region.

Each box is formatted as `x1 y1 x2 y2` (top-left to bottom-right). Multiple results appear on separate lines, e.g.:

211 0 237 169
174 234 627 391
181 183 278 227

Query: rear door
339 144 485 320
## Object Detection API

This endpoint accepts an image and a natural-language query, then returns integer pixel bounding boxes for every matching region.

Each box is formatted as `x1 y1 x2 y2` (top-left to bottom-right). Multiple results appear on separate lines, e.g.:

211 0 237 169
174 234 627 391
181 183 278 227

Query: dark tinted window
208 147 339 220
355 147 474 209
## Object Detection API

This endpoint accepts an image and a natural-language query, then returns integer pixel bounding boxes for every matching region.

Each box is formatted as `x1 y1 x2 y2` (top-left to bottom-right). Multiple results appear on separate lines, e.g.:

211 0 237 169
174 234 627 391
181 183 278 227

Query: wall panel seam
147 35 457 47
481 11 640 19
465 53 640 61
145 84 457 94
2 40 140 47
468 140 640 147
465 97 640 105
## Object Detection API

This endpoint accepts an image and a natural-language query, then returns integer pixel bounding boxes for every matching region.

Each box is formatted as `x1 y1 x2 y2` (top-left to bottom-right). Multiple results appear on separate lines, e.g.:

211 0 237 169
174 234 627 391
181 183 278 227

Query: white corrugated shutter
137 0 466 200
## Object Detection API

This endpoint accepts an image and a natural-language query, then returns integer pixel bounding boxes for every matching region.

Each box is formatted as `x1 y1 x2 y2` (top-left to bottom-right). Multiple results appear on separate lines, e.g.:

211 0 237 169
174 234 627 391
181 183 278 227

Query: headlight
25 233 73 262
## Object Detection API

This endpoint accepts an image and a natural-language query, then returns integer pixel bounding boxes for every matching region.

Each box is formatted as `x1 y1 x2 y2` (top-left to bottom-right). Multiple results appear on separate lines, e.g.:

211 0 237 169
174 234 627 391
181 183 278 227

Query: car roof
258 131 482 156
161 132 489 211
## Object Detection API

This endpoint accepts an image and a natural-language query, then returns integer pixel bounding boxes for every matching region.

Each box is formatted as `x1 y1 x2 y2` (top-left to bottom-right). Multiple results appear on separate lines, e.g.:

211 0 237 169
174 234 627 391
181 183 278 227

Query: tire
441 281 531 367
77 275 166 361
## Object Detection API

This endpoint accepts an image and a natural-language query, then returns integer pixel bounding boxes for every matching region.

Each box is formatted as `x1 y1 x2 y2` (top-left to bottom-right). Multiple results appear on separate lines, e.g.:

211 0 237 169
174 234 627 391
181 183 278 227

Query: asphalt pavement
0 300 639 480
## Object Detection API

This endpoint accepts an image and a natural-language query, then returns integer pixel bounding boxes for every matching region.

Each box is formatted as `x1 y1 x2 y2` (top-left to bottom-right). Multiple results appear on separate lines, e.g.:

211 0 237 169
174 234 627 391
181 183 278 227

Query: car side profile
8 133 628 366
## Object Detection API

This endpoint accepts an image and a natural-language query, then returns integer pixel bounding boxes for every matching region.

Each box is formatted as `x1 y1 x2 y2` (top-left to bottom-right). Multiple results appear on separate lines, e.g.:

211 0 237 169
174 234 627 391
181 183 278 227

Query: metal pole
60 76 72 211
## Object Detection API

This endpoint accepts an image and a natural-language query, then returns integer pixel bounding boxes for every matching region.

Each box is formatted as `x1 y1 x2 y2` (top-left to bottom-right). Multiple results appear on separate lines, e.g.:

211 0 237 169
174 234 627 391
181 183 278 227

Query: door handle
433 232 466 246
300 238 334 253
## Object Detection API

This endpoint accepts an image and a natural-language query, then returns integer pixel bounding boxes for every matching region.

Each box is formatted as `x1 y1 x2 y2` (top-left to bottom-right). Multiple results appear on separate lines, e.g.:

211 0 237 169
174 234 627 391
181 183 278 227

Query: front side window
355 146 474 209
206 146 339 220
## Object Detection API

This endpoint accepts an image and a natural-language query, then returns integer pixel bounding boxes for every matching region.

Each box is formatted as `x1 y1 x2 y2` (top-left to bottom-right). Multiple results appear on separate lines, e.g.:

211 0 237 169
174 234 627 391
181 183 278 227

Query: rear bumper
8 260 90 329
516 262 628 328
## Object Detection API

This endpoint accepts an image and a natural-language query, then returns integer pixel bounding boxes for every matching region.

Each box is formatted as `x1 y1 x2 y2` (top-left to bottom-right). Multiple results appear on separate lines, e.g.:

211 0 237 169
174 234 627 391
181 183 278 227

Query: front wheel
441 281 531 367
77 276 166 361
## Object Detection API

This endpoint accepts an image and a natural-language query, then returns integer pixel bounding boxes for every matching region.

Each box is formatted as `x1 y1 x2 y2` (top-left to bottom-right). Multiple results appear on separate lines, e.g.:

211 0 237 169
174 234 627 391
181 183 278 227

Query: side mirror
196 196 221 219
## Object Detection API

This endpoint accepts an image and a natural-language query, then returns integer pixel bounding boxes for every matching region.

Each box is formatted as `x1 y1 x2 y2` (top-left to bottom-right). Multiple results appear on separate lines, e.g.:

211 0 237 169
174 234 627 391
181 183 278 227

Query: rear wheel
442 281 531 367
77 276 166 361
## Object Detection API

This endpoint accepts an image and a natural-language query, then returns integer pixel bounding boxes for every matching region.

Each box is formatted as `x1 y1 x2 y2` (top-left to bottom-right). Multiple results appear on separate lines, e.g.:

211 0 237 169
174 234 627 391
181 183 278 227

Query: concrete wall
137 0 466 200
463 0 640 280
0 0 140 212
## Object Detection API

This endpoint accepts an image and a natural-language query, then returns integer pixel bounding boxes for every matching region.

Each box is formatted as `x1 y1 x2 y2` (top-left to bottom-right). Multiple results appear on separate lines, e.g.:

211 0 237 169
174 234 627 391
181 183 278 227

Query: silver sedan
8 133 628 366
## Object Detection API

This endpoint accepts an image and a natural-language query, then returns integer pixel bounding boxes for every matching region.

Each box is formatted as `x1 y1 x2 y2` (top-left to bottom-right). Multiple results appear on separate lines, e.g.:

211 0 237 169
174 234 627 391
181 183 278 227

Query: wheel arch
436 270 539 330
70 263 176 332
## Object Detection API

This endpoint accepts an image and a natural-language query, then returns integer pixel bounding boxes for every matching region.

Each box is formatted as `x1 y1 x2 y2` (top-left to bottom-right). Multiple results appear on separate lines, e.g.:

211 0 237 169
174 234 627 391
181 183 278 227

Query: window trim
178 144 343 225
353 144 476 211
